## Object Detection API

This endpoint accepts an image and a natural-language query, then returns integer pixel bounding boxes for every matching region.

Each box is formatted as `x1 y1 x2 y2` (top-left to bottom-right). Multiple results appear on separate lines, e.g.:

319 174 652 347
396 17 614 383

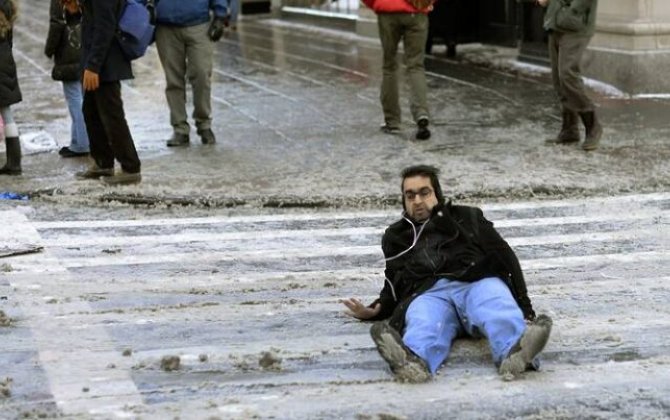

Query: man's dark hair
400 165 445 208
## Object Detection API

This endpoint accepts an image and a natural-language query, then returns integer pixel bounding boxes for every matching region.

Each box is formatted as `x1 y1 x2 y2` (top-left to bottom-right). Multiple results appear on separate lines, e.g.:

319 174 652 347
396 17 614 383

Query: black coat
371 202 536 332
0 0 21 107
81 0 133 82
45 0 83 81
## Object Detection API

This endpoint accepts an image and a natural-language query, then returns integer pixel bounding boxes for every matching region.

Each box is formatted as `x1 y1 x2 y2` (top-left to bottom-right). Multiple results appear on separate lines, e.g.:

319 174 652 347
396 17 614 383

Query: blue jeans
403 277 526 374
63 81 90 153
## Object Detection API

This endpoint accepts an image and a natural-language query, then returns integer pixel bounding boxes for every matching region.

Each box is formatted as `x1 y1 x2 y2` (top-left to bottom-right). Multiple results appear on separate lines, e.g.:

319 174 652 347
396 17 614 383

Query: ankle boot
0 137 22 175
546 110 580 144
579 111 603 151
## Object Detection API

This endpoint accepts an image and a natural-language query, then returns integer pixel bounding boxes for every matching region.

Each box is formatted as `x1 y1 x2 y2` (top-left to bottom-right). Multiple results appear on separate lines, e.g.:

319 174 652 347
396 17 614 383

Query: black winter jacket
0 0 21 108
371 202 536 332
45 0 83 81
81 0 133 82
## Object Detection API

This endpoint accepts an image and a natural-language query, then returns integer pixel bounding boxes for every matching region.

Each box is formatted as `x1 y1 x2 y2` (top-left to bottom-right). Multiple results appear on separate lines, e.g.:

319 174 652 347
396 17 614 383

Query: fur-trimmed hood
0 0 17 39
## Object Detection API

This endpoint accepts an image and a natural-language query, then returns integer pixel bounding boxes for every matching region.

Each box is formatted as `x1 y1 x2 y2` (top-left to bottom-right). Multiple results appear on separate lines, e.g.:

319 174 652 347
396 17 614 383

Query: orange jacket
362 0 431 15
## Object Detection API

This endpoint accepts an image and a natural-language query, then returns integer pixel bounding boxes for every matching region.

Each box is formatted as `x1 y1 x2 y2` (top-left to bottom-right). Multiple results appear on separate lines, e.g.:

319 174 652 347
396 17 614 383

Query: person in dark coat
45 0 90 158
76 0 141 185
0 0 22 176
342 165 553 383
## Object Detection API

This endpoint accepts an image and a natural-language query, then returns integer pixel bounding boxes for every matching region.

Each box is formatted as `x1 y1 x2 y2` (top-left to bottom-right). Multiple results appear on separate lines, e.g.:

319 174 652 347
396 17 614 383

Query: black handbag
555 0 587 32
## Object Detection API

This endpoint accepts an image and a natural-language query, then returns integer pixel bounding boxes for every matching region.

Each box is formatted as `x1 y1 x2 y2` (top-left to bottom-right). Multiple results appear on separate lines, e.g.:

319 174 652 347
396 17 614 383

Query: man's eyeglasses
404 187 433 200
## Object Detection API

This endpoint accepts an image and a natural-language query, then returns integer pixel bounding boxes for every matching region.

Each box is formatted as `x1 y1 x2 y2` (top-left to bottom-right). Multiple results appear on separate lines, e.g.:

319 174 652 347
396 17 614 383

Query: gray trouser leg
378 13 403 127
156 25 190 135
549 32 594 113
184 23 214 132
402 13 429 122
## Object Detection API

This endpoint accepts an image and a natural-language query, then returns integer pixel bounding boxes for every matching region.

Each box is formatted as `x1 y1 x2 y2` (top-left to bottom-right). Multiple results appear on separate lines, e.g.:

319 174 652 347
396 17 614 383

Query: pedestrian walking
363 0 432 141
45 0 90 159
152 0 229 147
0 0 22 176
539 0 603 151
76 0 142 185
342 165 552 382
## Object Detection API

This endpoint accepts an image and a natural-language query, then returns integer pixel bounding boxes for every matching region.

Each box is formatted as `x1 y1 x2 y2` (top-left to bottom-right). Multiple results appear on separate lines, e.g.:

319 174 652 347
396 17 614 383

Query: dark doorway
427 0 520 53
518 2 550 64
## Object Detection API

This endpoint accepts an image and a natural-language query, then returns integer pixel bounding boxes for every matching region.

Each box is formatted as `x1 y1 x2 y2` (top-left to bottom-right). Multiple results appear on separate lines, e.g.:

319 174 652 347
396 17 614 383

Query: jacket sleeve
367 233 400 321
45 0 65 58
84 0 119 74
210 0 228 18
475 209 536 320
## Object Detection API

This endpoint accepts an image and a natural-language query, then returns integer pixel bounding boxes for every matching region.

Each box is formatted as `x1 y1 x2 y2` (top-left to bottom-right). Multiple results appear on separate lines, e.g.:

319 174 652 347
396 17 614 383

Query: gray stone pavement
1 193 669 419
1 2 669 218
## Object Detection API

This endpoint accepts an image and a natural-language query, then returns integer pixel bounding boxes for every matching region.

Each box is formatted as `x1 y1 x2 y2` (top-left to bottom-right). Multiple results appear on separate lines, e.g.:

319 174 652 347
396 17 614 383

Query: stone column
585 0 670 94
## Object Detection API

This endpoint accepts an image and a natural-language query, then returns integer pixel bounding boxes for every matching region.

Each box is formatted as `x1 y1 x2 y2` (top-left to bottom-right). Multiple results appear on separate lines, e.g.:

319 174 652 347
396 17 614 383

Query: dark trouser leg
94 82 141 173
83 89 115 170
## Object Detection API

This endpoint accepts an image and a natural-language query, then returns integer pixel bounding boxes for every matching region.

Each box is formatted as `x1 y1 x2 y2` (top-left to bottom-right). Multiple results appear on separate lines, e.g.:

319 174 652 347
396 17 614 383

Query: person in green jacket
539 0 603 151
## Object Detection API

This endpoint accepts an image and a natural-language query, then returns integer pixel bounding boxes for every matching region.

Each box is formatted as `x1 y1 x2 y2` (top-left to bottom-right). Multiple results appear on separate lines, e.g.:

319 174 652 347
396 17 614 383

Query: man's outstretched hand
341 298 380 320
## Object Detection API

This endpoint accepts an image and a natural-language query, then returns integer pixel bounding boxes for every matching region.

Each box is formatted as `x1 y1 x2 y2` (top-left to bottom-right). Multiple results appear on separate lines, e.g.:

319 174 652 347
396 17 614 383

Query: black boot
546 110 580 144
0 137 22 176
579 110 603 151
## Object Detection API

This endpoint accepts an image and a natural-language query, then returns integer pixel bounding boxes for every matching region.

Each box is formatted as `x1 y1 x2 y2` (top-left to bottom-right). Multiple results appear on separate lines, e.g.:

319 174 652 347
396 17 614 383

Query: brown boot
580 111 603 151
0 137 22 176
546 110 580 144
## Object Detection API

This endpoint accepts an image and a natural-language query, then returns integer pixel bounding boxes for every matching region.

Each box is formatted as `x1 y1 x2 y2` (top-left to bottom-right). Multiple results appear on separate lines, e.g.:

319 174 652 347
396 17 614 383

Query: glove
207 16 229 42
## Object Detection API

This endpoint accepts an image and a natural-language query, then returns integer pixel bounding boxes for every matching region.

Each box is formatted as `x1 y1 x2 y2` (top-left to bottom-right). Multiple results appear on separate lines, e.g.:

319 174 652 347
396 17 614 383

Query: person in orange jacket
362 0 433 141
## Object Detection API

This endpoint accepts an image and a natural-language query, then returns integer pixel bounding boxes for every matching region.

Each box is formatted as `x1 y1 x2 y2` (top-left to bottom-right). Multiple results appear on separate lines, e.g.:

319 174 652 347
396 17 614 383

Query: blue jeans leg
403 279 463 374
62 81 90 153
459 277 526 366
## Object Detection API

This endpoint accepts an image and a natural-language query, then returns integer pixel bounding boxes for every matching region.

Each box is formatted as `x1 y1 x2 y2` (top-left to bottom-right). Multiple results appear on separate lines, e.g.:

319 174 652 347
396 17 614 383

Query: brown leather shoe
100 171 142 186
75 165 114 180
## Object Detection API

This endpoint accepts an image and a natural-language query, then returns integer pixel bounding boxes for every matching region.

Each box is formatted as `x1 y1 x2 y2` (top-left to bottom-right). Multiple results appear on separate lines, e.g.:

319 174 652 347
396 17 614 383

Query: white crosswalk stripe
1 192 669 418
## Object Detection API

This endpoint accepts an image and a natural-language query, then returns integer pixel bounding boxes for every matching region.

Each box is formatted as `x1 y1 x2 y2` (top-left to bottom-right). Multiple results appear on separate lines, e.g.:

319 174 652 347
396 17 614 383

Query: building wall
583 0 670 94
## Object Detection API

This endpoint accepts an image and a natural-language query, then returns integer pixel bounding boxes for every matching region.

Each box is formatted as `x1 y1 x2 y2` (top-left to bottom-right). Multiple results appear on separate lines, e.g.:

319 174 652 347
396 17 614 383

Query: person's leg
82 89 114 171
460 277 526 366
558 33 603 150
155 25 190 138
403 13 429 124
184 23 214 138
94 82 141 174
546 32 580 144
377 13 403 129
403 279 463 374
548 32 563 106
62 81 90 153
0 106 21 175
557 33 594 113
